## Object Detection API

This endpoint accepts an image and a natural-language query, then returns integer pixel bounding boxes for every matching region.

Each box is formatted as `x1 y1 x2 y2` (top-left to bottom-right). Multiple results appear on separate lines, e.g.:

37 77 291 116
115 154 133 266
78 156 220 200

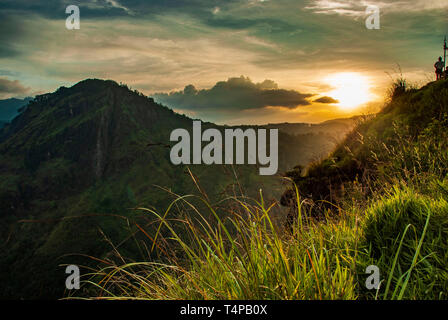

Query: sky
0 0 447 125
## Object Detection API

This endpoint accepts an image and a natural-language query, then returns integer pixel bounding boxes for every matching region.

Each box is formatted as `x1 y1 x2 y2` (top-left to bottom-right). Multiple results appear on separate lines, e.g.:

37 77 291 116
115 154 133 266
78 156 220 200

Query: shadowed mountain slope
0 79 353 298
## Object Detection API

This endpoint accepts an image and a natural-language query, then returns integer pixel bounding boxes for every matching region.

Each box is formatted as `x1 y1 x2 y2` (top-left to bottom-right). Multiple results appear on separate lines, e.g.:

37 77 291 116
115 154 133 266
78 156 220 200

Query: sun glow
325 72 373 110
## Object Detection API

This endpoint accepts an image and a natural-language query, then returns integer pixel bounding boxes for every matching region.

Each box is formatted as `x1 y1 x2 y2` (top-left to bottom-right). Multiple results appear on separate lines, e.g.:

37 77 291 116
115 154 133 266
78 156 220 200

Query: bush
360 188 448 299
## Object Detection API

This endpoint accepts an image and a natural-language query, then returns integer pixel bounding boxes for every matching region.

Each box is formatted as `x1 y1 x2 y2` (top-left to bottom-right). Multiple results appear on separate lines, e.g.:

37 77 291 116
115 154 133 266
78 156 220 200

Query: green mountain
265 117 358 137
0 97 33 128
0 79 353 299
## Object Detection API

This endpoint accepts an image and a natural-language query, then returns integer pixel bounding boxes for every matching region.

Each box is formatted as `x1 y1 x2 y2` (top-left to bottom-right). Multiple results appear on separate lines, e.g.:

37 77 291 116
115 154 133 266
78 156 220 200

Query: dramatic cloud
0 78 31 99
0 0 242 19
313 96 339 104
305 0 448 16
153 76 314 112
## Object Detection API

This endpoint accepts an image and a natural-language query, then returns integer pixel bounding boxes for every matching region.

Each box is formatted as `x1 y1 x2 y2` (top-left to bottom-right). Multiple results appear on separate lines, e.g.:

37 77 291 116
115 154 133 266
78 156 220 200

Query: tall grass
77 183 359 300
74 79 448 300
73 180 448 300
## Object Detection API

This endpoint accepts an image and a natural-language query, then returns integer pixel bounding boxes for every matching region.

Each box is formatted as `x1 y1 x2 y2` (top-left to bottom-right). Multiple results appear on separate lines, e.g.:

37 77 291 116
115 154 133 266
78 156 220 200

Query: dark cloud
313 96 339 104
0 78 31 98
0 0 242 19
0 14 26 58
153 76 313 111
0 0 65 18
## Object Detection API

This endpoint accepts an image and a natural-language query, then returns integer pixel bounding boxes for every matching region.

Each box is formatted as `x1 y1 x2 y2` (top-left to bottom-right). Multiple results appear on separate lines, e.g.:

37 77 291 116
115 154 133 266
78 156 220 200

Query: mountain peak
0 78 187 182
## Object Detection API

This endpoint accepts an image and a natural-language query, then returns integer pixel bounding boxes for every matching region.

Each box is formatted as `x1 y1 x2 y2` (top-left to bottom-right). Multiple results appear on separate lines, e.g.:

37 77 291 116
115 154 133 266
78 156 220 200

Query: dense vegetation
0 79 350 299
82 79 448 300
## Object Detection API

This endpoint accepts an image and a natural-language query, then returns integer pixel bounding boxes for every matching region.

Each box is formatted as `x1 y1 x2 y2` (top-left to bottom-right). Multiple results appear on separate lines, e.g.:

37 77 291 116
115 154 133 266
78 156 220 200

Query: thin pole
444 36 447 71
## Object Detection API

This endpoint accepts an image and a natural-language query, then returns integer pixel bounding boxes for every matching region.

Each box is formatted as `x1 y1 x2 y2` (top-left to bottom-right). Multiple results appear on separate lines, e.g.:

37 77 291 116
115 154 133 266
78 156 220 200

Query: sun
325 73 373 111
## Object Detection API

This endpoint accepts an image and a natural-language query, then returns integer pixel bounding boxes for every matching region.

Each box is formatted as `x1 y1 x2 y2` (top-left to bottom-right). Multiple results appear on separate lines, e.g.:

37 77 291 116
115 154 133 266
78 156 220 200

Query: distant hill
0 97 33 128
0 79 354 299
265 117 358 137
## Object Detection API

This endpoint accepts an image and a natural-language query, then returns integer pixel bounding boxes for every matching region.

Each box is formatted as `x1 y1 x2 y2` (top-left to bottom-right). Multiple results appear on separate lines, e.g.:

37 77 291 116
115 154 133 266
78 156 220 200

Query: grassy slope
84 79 448 300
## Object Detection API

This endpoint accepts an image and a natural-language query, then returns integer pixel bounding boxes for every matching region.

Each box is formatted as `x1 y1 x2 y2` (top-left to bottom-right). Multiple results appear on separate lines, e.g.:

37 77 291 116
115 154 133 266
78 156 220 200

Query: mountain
265 117 358 137
0 79 230 298
0 79 354 299
0 97 33 128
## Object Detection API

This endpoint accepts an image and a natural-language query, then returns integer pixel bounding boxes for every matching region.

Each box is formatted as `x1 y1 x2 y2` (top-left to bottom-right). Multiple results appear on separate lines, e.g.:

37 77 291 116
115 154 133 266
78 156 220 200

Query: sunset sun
326 73 373 110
